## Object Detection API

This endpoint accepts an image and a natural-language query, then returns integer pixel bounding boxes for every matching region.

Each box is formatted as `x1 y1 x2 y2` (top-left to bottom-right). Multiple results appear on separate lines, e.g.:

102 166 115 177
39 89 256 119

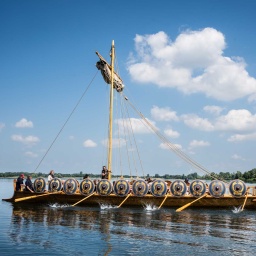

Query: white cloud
115 118 157 134
25 151 38 158
231 154 245 160
227 132 256 142
101 138 126 148
128 28 256 101
203 105 224 115
159 142 182 150
182 109 256 133
181 114 214 131
189 140 210 148
0 123 5 132
164 128 180 138
11 134 40 145
15 118 33 128
83 139 97 148
215 109 256 131
151 106 179 121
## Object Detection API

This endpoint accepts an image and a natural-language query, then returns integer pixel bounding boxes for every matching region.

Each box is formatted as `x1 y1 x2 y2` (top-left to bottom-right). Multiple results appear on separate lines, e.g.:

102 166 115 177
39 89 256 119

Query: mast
107 40 115 180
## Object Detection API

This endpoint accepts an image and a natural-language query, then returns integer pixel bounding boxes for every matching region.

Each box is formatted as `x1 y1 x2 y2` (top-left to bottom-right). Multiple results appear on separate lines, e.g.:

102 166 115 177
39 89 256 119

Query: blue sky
1 0 256 177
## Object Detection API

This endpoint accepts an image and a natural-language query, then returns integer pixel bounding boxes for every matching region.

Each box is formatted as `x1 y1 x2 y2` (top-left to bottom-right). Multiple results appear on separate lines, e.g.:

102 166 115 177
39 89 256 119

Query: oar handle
72 192 95 207
14 192 61 202
158 194 169 209
241 192 249 211
117 193 131 208
176 194 207 212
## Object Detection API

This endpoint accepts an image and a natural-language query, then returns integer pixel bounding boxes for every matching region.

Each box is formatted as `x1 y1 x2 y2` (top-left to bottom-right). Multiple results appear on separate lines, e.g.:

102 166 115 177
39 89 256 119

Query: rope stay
122 93 145 178
122 93 227 184
33 70 99 174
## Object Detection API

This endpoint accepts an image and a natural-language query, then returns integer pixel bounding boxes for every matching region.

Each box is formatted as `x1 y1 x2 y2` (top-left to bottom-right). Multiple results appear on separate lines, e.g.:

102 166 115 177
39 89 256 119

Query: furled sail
96 51 124 92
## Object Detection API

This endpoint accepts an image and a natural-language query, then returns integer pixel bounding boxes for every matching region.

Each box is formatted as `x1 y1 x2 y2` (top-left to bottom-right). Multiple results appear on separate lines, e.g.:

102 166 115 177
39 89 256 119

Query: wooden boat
3 41 256 210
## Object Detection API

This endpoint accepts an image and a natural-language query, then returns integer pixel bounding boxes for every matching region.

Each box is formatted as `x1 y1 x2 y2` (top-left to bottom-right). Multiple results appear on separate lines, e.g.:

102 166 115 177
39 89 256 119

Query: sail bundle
96 52 124 92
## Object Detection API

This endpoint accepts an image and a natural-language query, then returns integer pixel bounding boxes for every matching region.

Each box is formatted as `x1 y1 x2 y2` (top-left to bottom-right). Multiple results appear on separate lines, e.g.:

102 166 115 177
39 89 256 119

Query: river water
1 179 256 255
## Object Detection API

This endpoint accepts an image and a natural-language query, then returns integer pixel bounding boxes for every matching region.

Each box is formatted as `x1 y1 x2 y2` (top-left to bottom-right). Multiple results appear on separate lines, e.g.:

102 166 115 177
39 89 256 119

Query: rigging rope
33 70 99 174
122 93 145 178
122 93 228 184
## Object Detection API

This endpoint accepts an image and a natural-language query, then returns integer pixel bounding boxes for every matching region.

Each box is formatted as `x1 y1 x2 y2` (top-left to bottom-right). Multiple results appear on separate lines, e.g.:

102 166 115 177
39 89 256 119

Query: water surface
1 179 255 255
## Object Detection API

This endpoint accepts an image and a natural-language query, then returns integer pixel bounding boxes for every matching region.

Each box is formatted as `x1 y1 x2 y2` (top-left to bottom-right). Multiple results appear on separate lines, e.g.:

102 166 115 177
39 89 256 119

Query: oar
158 194 168 209
241 192 249 211
71 192 95 207
176 194 207 212
14 192 61 202
117 193 131 208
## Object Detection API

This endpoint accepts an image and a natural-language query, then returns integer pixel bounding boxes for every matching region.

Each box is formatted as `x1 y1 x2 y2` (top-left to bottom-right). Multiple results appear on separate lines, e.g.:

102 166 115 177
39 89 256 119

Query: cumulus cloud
214 109 256 131
115 117 157 134
128 28 256 101
25 151 38 158
231 154 245 160
182 109 256 134
101 138 126 148
227 132 256 142
83 139 97 148
203 105 224 115
181 114 214 131
159 142 182 150
15 118 33 128
151 106 179 121
189 140 210 148
164 128 180 138
0 123 5 132
11 134 40 145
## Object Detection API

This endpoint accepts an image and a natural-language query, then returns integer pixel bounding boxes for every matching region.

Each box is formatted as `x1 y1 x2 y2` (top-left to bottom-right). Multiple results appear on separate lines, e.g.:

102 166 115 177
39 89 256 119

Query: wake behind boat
3 41 256 211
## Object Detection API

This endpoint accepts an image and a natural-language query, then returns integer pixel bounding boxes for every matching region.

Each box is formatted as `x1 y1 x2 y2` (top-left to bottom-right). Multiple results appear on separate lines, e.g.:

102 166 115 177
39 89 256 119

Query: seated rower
184 178 190 195
16 173 25 191
25 175 34 193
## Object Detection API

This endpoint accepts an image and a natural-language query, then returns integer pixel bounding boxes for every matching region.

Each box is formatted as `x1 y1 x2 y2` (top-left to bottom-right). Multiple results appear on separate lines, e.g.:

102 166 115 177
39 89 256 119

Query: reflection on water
1 179 256 256
7 203 256 256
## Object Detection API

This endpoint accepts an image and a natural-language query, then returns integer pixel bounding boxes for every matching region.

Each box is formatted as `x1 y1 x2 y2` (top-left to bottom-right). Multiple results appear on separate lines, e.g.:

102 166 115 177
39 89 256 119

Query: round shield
150 179 167 197
48 178 62 192
189 180 206 197
170 180 187 196
209 180 226 198
33 177 46 193
80 179 95 196
63 178 78 195
97 180 112 196
229 179 247 197
113 179 130 197
132 179 149 197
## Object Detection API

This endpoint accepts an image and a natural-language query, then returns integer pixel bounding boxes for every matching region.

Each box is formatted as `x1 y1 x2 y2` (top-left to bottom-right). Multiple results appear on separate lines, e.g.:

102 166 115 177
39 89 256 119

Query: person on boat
83 174 89 179
25 175 34 193
16 173 25 191
184 178 190 185
184 178 190 195
48 170 55 182
101 166 108 179
146 177 153 193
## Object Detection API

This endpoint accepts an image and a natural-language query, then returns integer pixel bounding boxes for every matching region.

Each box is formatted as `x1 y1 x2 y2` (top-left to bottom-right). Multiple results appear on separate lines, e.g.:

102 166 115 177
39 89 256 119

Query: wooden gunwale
3 191 256 209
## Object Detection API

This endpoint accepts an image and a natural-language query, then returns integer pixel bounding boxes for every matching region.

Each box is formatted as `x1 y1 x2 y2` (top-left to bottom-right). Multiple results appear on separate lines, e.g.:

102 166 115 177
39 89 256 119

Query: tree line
157 168 256 183
1 168 256 182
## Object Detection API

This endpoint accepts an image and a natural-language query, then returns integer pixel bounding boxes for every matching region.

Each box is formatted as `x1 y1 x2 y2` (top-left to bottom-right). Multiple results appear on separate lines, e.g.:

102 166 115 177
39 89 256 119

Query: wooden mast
107 40 115 180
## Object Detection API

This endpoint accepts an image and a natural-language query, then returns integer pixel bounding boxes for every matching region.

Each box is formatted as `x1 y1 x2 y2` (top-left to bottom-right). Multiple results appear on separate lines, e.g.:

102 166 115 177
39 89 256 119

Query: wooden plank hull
3 191 256 209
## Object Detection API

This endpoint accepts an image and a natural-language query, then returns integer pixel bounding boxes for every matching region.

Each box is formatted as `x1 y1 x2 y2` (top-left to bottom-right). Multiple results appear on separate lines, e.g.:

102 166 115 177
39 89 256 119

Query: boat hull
3 191 256 209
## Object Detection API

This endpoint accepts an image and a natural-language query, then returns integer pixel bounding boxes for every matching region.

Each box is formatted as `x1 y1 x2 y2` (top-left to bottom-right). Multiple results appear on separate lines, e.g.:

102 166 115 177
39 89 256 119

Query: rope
122 93 228 184
122 94 145 178
33 70 99 174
